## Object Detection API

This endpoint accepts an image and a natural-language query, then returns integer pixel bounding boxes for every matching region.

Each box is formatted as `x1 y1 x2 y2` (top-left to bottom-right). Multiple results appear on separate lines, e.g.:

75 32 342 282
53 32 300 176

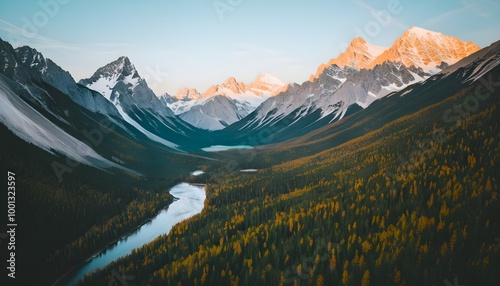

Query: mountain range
166 27 480 132
161 73 285 130
1 24 499 285
0 26 486 164
311 26 479 79
218 26 480 143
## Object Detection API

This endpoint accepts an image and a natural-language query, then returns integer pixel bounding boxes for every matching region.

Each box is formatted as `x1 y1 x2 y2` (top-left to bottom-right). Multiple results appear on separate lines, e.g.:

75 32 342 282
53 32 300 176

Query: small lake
201 145 253 152
63 183 206 286
240 169 259 172
191 170 205 176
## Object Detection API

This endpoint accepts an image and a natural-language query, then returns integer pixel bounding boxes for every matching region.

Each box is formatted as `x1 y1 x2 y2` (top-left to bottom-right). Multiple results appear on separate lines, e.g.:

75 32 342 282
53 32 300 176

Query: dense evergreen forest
78 74 500 284
0 121 208 285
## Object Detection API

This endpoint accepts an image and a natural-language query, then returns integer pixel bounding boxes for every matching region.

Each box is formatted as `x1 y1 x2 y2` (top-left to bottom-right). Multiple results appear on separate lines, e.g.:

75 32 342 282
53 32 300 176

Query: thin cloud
419 1 495 28
0 19 133 54
350 0 407 29
461 0 495 18
417 6 469 28
0 19 77 50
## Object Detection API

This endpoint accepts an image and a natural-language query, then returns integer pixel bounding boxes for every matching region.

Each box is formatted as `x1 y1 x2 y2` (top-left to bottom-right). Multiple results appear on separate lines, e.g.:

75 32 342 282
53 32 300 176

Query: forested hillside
80 67 500 285
0 120 206 285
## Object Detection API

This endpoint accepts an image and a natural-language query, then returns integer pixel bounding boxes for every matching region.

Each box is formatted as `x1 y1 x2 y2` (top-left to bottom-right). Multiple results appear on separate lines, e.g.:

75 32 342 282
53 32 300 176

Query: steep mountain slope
1 42 119 116
221 62 428 144
0 76 128 172
0 40 134 172
79 57 209 148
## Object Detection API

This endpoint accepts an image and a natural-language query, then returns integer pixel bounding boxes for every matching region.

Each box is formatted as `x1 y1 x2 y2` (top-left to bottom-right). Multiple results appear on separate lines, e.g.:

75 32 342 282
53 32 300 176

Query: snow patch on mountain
85 73 139 101
114 101 181 150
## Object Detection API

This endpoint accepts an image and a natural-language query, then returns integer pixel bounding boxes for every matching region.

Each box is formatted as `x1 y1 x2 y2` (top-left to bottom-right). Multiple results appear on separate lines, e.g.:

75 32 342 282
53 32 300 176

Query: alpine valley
0 25 499 286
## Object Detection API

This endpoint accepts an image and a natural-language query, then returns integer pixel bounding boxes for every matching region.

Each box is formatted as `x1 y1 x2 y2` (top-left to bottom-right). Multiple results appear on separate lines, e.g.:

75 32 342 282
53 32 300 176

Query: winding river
62 182 206 286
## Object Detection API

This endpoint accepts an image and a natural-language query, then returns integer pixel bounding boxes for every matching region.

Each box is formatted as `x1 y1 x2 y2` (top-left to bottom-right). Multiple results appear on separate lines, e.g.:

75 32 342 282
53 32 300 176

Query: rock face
174 88 202 101
0 41 119 116
79 56 174 117
311 37 386 80
247 72 286 94
204 77 247 98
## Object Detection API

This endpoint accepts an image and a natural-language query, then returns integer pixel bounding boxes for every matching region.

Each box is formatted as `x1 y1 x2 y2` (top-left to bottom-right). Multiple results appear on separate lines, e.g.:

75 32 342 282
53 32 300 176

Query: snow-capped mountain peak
79 56 142 101
202 77 238 97
405 26 438 37
92 56 139 81
310 37 387 80
174 88 202 101
369 26 480 72
15 46 49 74
201 73 285 99
223 76 246 90
208 76 247 96
248 72 285 95
79 57 176 118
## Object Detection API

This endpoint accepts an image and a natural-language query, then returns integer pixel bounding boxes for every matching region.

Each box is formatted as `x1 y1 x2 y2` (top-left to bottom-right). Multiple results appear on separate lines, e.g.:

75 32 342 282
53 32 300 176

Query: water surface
201 145 253 152
191 170 205 176
64 183 205 285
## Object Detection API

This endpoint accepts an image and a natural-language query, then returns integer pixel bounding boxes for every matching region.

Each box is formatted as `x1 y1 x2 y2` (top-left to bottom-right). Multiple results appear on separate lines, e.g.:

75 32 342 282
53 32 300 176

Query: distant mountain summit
162 72 286 130
204 76 247 97
248 72 286 95
202 72 285 98
79 56 174 117
369 26 480 71
81 56 139 89
166 26 480 131
174 88 202 101
311 37 386 80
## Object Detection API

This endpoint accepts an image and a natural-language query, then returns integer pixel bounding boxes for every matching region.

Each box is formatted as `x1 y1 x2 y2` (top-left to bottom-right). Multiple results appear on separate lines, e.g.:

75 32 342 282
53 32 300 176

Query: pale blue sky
0 0 498 95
